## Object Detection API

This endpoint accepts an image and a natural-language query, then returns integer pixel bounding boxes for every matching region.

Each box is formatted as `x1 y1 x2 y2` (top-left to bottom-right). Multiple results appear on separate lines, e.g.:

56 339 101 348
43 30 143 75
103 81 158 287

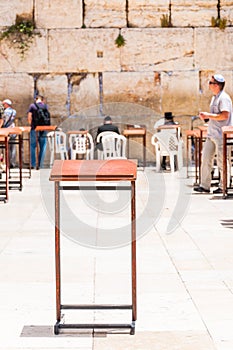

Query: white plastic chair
47 130 68 167
69 132 94 160
101 134 127 159
151 131 183 172
96 131 119 160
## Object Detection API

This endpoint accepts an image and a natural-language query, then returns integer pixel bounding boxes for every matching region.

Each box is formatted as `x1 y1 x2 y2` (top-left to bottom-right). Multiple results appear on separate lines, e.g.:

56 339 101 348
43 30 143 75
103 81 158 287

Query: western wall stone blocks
48 29 121 73
221 0 233 25
128 0 170 28
161 71 200 116
0 73 34 118
0 30 48 73
35 0 83 29
171 0 217 27
0 0 32 27
120 28 194 71
195 28 233 70
84 0 126 28
103 71 161 113
70 73 100 115
36 74 68 117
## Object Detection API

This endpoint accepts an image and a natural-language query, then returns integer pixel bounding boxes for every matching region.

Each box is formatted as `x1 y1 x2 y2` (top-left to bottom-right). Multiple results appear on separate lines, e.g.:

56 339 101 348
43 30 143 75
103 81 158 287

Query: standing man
2 99 17 168
0 101 4 126
27 95 50 169
194 74 233 194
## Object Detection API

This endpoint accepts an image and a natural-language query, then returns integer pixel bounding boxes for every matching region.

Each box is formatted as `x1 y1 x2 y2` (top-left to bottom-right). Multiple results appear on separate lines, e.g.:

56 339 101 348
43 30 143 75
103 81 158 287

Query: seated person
154 112 178 170
95 116 120 150
154 111 177 130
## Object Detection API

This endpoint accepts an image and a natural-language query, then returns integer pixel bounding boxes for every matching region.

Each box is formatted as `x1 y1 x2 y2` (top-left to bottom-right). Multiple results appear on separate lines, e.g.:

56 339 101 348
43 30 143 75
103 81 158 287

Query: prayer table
49 159 137 335
123 125 146 167
0 129 10 202
222 126 233 198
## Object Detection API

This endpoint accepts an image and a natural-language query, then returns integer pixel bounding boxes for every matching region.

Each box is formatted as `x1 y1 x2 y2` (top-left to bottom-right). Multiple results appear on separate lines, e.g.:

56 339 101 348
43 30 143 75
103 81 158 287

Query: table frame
123 125 146 168
49 159 137 335
222 126 233 198
0 129 9 202
7 127 23 191
185 129 200 183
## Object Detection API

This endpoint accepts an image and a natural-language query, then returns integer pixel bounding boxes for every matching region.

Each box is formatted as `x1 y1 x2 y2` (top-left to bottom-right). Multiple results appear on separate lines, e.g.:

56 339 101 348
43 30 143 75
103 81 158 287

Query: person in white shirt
194 74 233 194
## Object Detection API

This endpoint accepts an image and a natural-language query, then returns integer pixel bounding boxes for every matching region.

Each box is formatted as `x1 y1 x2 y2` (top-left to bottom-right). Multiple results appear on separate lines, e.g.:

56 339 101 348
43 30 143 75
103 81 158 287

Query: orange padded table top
50 159 137 182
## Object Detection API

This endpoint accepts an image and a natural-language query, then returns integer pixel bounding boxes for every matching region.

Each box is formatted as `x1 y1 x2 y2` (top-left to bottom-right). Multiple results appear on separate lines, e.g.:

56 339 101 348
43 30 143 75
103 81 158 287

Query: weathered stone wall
1 0 233 163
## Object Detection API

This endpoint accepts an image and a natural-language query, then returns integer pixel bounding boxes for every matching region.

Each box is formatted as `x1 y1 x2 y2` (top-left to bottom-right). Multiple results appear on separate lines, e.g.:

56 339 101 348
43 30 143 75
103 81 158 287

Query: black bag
34 103 51 126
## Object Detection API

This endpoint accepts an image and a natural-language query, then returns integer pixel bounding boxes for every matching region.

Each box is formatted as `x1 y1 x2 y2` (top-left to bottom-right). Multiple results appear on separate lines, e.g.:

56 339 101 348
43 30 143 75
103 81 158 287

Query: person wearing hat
194 74 233 194
95 116 120 151
1 99 17 168
154 112 178 170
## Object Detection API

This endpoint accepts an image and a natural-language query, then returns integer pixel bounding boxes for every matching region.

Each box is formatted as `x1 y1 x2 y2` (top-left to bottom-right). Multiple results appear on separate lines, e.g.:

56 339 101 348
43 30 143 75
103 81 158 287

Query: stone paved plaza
1 166 233 350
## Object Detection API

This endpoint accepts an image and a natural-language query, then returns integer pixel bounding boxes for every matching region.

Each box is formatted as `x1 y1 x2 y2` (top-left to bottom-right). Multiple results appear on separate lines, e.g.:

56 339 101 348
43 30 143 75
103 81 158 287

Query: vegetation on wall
160 14 173 28
0 14 41 58
115 33 126 48
211 16 227 30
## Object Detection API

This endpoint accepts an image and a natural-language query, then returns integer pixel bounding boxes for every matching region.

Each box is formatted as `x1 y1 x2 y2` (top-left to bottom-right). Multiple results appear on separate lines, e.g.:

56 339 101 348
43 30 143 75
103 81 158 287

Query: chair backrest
54 130 67 153
69 131 94 159
102 134 127 159
154 132 179 153
96 131 118 144
47 131 55 152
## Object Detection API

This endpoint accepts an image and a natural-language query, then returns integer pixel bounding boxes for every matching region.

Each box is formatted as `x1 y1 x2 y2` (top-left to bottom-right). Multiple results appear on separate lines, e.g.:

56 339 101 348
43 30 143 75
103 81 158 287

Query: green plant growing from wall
0 14 41 59
160 14 172 28
211 16 227 30
115 33 126 48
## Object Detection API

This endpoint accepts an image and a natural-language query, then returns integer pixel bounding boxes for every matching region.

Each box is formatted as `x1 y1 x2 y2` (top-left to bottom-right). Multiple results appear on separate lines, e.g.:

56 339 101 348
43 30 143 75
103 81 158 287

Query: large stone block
70 73 100 116
36 74 68 119
84 0 126 28
121 28 194 71
221 0 233 26
103 72 161 115
161 71 200 116
0 30 48 73
195 28 233 70
0 73 34 119
48 29 121 72
128 0 170 28
0 1 32 27
171 0 217 27
35 0 82 29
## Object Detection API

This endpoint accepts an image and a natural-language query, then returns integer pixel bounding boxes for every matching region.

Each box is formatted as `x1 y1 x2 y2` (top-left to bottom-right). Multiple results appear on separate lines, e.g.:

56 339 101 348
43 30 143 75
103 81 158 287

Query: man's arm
28 112 32 125
199 111 229 121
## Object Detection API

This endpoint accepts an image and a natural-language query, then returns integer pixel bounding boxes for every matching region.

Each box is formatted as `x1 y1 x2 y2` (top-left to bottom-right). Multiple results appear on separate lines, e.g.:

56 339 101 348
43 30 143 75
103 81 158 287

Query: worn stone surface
103 72 161 113
35 0 82 29
195 28 233 70
128 0 170 28
120 28 194 71
0 0 32 27
84 0 126 28
0 73 34 119
0 30 48 73
171 0 217 27
161 71 199 116
221 0 233 25
70 73 100 116
36 74 68 118
48 29 121 73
